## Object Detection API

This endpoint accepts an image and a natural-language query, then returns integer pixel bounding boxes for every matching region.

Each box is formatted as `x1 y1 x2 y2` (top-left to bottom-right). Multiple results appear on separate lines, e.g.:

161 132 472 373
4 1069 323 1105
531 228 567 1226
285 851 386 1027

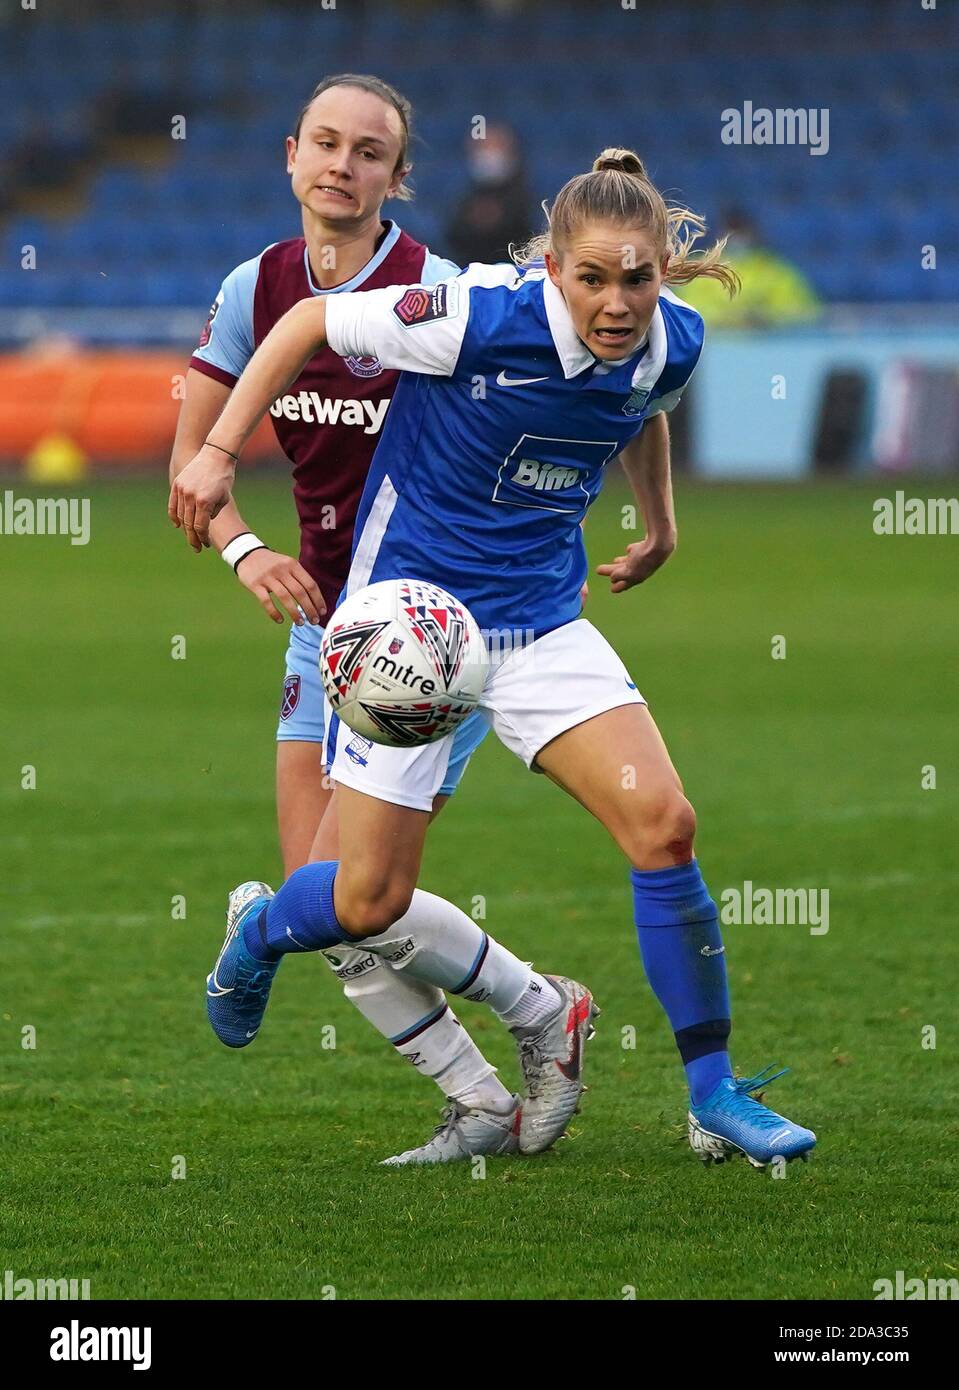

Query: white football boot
514 975 599 1155
379 1096 522 1166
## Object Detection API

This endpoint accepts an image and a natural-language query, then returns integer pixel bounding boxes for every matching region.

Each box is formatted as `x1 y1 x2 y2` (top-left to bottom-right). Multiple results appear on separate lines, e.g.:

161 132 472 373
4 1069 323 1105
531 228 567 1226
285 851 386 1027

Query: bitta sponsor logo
511 459 581 493
269 392 389 434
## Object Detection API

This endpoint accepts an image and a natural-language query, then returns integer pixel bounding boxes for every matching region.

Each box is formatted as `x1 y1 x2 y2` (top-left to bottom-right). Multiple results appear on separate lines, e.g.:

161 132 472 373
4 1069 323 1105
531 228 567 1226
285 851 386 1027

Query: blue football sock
243 861 358 961
631 860 732 1105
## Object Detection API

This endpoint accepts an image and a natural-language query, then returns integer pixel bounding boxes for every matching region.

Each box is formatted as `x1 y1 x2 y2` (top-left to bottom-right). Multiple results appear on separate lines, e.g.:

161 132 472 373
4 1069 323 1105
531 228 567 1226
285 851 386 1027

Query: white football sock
325 945 503 1099
362 888 537 1015
496 973 562 1030
447 1070 516 1115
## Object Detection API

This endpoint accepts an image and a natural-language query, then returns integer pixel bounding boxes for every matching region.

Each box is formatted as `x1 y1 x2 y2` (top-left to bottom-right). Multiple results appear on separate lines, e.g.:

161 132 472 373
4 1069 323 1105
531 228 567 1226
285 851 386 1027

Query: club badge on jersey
622 385 652 416
344 354 385 379
198 293 221 348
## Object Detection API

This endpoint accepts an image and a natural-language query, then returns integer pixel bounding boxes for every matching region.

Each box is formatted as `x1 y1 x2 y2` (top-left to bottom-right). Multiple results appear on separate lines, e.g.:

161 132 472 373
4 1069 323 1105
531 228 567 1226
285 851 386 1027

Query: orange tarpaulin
0 351 280 463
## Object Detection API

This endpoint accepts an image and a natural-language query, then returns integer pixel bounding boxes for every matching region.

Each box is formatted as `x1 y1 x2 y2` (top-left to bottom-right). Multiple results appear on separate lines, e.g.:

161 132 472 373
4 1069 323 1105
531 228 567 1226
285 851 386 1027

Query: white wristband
221 532 267 572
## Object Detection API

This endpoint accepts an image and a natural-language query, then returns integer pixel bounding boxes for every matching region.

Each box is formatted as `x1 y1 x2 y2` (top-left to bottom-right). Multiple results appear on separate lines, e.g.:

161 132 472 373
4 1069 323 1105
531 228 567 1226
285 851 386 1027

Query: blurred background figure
680 207 821 327
445 123 533 266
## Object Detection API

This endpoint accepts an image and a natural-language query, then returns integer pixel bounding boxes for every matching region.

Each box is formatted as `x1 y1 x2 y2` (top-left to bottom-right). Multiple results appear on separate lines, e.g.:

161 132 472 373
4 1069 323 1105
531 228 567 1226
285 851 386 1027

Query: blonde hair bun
511 146 740 299
592 148 646 177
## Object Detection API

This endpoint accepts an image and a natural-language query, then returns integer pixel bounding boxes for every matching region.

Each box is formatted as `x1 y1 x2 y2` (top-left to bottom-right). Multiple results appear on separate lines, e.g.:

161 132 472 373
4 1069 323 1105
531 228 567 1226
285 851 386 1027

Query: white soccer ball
320 579 488 748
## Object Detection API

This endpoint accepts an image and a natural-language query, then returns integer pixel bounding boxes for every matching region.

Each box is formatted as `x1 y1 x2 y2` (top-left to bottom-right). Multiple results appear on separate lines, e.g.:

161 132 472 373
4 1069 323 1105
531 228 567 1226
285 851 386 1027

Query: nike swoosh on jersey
496 371 549 387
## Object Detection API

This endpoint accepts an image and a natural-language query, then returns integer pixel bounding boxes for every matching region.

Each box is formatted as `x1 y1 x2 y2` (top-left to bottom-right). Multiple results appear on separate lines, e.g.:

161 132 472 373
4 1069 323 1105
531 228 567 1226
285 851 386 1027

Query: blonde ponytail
512 146 740 298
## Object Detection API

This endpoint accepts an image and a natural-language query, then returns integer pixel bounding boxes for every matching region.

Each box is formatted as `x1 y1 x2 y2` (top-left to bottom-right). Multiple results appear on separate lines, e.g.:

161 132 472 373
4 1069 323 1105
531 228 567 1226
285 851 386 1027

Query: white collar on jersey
303 220 402 296
541 272 668 387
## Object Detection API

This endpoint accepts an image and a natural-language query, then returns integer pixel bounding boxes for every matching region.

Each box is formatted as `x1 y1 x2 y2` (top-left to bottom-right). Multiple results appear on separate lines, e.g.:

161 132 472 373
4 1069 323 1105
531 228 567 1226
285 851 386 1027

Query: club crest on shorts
280 674 301 720
344 353 385 378
345 733 373 766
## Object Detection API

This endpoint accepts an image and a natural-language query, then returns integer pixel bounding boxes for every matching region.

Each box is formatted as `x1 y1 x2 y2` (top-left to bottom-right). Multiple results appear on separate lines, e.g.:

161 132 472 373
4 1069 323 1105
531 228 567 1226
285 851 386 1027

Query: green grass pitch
2 476 956 1300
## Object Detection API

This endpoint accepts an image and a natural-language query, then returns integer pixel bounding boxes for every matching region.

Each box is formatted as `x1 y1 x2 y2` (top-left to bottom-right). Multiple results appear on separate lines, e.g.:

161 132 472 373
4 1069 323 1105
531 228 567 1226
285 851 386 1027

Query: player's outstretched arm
168 298 329 551
167 369 324 622
596 412 678 593
169 367 249 550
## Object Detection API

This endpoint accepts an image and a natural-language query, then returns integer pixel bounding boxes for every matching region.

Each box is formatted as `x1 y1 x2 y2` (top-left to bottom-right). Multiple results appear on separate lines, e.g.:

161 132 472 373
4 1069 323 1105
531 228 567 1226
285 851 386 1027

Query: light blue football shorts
275 620 489 798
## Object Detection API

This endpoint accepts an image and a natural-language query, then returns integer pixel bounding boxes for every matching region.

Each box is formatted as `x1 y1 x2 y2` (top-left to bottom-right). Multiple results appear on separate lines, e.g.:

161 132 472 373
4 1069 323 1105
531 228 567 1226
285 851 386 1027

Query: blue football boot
688 1065 816 1168
206 881 278 1048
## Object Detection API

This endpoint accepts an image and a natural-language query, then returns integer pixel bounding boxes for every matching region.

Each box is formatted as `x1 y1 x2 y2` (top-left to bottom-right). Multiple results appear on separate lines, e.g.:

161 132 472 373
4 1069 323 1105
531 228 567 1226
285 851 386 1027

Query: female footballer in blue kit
171 73 581 1165
172 149 817 1168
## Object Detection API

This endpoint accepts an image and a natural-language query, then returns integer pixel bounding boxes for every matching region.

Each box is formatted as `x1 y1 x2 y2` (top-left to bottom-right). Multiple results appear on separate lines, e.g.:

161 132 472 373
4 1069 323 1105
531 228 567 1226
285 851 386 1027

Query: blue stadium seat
2 1 956 309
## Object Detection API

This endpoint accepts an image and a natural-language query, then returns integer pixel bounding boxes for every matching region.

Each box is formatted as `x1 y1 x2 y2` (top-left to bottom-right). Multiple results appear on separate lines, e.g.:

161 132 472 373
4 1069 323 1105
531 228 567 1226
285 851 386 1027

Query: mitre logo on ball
319 579 487 748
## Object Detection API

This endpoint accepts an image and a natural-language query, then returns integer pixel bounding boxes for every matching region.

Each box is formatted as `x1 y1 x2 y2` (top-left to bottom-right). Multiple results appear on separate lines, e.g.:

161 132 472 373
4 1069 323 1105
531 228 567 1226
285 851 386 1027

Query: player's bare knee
663 803 697 863
336 881 414 938
626 790 697 868
656 792 696 862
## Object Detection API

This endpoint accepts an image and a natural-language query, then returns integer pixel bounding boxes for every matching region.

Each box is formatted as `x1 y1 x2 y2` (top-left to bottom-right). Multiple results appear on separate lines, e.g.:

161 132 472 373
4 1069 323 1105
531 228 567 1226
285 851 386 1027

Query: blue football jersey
325 263 704 635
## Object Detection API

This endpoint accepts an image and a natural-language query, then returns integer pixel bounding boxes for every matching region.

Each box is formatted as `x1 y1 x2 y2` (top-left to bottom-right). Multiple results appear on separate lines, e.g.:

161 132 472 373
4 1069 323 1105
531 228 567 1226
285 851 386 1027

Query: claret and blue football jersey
189 222 457 617
325 262 705 635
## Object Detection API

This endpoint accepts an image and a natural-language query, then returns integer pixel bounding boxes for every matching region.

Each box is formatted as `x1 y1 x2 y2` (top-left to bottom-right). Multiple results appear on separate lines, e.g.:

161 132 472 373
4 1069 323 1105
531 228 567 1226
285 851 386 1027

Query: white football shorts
323 618 646 813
